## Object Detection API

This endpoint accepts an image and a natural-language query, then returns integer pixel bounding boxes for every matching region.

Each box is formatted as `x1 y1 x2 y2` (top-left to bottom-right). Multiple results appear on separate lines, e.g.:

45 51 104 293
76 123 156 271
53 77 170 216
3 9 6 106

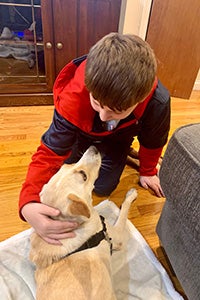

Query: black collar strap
62 216 112 259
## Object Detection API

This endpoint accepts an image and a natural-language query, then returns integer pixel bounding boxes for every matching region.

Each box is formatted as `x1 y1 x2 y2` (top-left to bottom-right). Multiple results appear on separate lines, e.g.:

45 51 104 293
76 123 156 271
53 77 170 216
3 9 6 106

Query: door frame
119 0 152 39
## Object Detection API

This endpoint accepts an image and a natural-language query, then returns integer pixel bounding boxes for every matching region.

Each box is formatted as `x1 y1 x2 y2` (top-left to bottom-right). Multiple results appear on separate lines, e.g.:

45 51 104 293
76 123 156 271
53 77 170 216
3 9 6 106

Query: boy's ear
68 193 90 218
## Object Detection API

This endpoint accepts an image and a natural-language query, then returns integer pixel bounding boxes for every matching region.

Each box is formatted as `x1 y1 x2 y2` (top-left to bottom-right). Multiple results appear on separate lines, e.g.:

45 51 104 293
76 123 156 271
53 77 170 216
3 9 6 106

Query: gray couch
156 123 200 300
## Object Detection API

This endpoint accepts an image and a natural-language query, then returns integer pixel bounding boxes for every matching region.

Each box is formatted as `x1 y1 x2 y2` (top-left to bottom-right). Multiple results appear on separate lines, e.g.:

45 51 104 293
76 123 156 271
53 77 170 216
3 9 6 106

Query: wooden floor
0 90 199 299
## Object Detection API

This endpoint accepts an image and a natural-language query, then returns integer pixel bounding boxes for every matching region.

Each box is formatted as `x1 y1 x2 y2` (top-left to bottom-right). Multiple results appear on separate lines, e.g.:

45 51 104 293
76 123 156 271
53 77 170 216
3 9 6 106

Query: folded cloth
0 200 183 300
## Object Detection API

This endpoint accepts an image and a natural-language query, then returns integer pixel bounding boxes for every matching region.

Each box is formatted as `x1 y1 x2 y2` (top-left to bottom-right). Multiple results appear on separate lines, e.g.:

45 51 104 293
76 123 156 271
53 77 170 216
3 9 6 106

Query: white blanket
0 200 183 300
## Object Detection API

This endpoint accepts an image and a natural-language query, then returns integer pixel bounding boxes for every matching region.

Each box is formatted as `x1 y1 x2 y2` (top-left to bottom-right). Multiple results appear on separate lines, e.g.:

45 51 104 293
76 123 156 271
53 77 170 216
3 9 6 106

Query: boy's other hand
139 175 164 198
21 202 78 245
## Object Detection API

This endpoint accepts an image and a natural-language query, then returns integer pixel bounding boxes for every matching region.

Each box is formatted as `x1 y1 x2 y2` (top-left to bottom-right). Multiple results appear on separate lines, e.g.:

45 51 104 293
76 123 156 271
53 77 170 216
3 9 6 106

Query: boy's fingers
43 237 62 245
42 231 76 245
40 203 60 217
51 221 78 233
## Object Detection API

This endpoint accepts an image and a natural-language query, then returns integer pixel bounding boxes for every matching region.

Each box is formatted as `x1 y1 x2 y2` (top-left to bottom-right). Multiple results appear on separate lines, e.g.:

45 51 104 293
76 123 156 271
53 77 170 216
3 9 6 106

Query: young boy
19 33 170 245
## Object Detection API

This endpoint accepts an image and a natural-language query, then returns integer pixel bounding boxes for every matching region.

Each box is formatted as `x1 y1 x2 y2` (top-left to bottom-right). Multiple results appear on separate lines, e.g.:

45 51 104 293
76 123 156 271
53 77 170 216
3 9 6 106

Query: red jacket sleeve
19 142 71 219
139 144 163 176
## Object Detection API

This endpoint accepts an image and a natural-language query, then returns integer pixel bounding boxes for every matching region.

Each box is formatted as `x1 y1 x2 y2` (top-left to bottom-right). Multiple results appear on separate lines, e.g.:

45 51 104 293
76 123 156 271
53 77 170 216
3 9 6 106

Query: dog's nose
89 145 99 154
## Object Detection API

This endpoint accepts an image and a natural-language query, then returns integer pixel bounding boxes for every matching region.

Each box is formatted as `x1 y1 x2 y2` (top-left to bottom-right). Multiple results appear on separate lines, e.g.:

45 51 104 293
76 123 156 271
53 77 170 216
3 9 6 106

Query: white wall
119 0 152 39
119 0 200 90
194 70 200 90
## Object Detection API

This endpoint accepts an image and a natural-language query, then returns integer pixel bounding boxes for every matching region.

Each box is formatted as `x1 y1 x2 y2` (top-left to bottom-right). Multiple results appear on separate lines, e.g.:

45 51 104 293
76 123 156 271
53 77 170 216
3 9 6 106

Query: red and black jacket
19 55 170 215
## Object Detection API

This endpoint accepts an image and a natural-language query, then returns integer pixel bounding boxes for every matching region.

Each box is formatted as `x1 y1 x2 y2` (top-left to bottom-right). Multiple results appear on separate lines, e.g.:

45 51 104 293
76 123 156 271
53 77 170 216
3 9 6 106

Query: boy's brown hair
85 32 157 111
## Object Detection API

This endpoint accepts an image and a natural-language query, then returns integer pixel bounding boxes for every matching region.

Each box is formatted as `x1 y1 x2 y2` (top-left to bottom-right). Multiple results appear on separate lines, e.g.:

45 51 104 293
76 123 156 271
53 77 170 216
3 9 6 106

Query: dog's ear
68 193 90 218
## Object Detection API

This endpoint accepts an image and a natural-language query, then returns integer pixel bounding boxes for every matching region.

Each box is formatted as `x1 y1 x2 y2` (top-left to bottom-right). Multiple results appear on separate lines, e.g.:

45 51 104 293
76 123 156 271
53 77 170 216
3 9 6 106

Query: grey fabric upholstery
156 123 200 300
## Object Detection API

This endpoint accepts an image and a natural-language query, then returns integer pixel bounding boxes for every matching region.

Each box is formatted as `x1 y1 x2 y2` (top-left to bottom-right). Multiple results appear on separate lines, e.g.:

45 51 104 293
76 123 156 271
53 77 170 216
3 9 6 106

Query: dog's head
40 146 101 222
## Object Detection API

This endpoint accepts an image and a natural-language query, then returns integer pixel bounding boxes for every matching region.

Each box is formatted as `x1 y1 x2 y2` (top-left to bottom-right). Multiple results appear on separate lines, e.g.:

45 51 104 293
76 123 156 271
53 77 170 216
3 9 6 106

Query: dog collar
62 216 112 258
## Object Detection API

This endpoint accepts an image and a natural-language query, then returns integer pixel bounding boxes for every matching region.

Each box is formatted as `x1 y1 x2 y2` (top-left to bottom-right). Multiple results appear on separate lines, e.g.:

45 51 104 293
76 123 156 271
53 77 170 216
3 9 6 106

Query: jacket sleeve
139 145 163 176
138 81 171 176
19 109 77 218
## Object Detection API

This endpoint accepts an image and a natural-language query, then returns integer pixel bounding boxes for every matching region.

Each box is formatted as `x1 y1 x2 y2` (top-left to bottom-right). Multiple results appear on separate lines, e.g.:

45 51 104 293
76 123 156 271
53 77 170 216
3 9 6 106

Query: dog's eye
79 170 87 181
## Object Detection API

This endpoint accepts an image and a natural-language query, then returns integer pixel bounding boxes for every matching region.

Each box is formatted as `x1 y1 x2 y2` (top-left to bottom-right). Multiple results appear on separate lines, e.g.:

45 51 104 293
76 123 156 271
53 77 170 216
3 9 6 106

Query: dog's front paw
125 188 137 203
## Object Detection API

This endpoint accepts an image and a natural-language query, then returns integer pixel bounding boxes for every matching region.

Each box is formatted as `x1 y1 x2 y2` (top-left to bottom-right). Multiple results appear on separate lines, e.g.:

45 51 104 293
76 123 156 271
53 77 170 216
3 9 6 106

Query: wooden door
41 0 56 91
77 0 122 58
51 0 77 75
52 0 122 76
146 0 200 98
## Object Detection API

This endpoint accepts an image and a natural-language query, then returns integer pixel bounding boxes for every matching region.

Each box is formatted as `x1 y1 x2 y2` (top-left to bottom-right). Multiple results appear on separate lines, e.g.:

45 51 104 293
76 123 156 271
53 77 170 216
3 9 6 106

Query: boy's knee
93 188 111 197
93 180 119 197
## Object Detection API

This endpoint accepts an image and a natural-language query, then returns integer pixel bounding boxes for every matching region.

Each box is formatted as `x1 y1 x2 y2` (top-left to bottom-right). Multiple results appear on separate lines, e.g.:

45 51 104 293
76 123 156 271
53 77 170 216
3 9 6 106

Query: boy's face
89 94 137 122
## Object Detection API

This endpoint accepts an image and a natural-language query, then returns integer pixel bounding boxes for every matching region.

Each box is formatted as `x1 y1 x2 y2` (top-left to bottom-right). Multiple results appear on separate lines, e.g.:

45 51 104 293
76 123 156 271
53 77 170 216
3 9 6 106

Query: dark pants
93 151 128 196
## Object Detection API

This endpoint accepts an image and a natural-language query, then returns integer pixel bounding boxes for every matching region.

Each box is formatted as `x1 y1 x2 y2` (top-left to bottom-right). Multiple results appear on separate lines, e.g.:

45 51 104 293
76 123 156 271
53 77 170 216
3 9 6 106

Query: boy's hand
139 175 164 198
21 202 78 245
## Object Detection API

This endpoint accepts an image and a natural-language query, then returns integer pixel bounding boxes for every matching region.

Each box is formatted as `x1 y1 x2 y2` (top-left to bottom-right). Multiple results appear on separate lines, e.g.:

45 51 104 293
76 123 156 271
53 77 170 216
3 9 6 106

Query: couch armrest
156 123 200 300
159 123 200 237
